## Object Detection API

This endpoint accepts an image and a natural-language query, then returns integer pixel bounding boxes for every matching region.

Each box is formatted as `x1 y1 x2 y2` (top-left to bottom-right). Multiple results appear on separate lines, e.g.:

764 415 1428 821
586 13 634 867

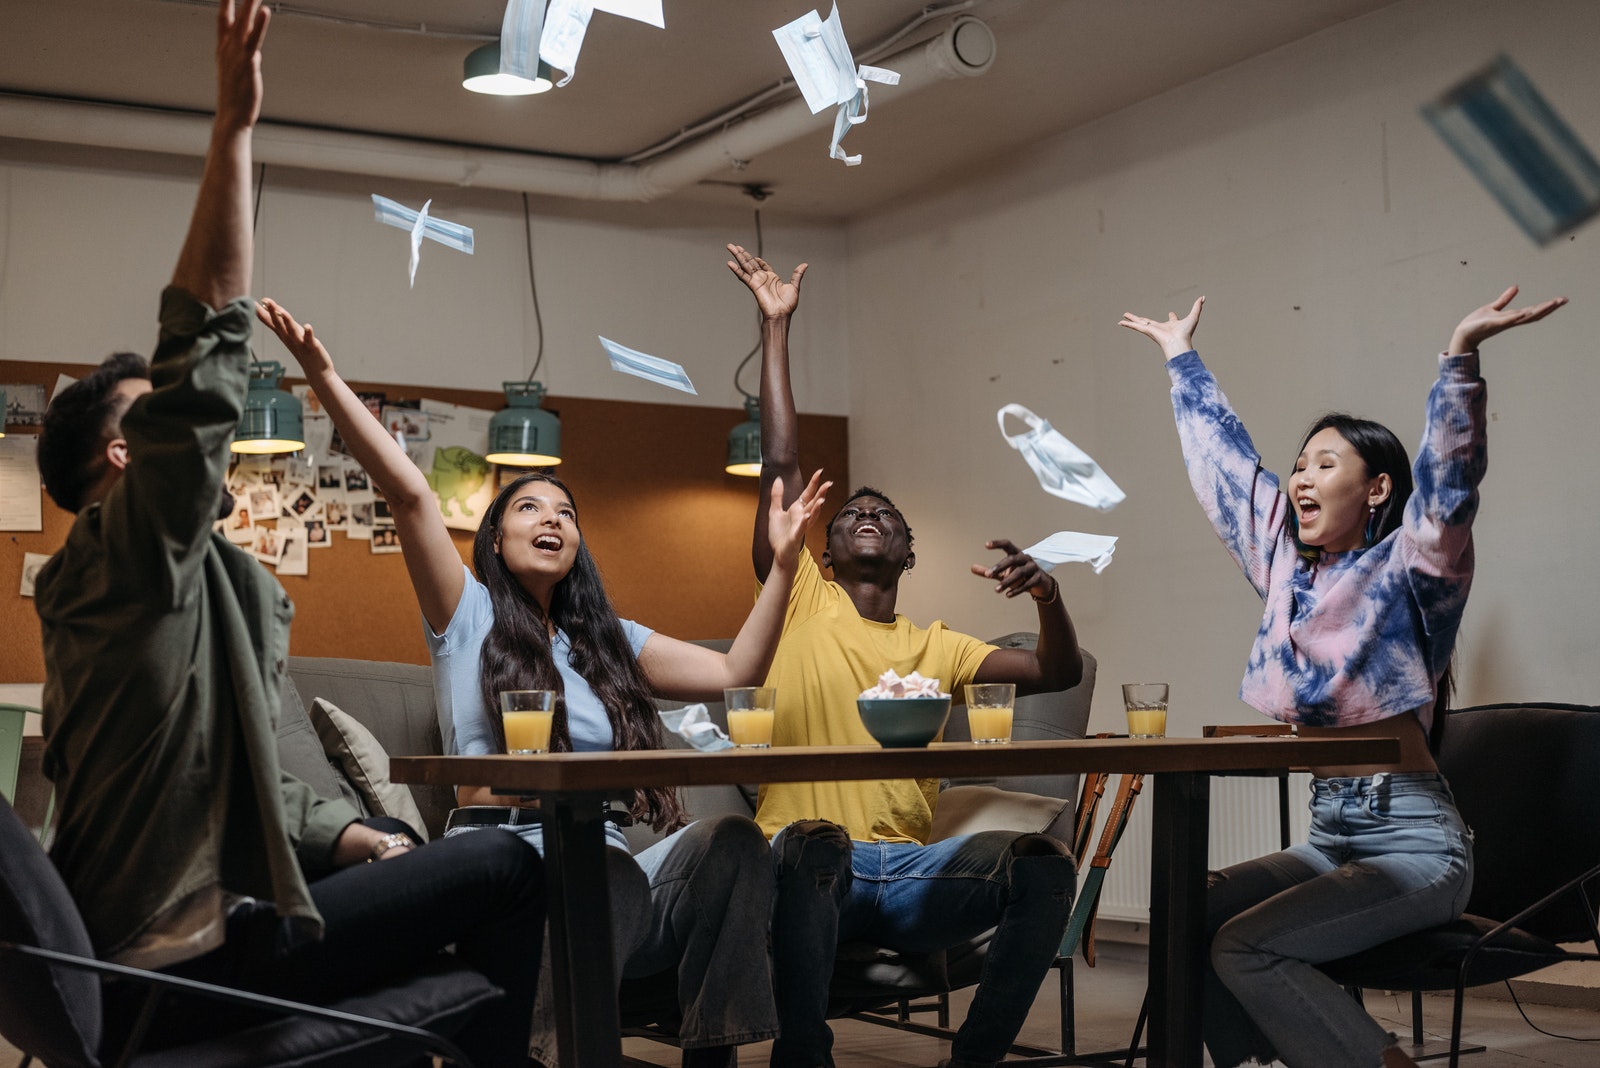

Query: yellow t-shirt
753 547 996 844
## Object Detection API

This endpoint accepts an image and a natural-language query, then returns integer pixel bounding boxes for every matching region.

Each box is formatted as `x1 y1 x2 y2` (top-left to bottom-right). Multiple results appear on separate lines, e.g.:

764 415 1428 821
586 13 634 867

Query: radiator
1095 772 1313 922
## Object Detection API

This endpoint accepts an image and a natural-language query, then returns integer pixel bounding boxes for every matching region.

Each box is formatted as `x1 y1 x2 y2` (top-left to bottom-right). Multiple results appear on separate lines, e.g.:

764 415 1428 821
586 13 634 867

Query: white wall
847 0 1600 737
0 149 851 417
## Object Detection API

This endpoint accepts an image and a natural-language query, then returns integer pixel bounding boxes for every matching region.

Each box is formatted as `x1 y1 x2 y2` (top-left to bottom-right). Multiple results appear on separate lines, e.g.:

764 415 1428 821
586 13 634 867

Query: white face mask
998 404 1125 512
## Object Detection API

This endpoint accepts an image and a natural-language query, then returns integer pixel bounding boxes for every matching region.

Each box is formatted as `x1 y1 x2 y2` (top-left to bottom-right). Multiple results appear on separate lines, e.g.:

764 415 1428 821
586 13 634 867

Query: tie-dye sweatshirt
1167 350 1486 733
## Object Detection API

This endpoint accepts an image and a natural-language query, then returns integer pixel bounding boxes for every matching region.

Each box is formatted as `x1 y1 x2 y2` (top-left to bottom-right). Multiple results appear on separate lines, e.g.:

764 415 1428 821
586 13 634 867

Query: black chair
0 793 501 1068
1320 702 1600 1067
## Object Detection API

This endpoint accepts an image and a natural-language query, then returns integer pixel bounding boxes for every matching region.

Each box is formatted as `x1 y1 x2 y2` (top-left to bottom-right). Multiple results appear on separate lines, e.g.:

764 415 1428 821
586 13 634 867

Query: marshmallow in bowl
859 669 947 699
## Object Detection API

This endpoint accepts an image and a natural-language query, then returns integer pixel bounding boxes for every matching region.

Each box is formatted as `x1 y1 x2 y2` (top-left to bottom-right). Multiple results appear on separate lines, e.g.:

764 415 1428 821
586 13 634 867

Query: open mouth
533 534 564 552
1296 497 1320 524
854 522 883 537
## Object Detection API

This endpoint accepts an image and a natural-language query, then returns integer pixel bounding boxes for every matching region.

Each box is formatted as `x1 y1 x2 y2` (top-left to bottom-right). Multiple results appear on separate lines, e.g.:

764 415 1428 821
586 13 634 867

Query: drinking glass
1122 683 1169 739
723 687 777 749
963 683 1016 744
501 690 556 754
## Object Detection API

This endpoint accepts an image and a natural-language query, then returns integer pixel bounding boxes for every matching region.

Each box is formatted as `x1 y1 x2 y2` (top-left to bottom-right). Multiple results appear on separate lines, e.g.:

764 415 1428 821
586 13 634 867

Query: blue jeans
1205 772 1474 1068
771 821 1075 1068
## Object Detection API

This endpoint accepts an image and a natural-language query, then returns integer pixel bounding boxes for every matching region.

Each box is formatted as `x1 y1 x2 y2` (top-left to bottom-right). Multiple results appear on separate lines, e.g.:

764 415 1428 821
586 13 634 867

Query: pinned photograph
324 499 350 528
224 500 256 544
288 488 317 518
3 384 47 428
19 552 49 598
317 463 345 491
343 463 375 504
248 486 281 522
304 518 330 548
276 531 309 576
347 501 376 540
251 525 285 567
369 523 402 554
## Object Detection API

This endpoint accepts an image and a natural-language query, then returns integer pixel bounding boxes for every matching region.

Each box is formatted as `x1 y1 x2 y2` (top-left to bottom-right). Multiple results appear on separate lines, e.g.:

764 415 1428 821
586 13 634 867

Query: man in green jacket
33 5 543 1064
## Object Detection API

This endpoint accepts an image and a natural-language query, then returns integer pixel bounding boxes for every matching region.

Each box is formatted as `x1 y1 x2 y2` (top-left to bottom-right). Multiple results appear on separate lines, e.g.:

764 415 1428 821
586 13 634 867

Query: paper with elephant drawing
415 398 496 532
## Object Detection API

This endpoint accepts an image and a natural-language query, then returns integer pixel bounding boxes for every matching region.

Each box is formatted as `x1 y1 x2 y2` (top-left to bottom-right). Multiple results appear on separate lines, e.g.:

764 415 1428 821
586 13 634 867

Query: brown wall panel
1 360 847 682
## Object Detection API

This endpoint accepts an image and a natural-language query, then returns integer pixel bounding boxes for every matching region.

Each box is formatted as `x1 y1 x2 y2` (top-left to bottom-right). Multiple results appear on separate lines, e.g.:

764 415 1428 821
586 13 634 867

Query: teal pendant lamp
231 360 305 455
485 380 561 466
462 42 555 96
487 193 562 468
725 396 761 477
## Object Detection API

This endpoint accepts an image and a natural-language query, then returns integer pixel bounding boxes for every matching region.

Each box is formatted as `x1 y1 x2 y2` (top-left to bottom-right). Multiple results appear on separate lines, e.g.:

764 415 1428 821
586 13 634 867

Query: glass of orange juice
1122 683 1169 739
724 687 776 749
501 690 556 754
964 683 1016 744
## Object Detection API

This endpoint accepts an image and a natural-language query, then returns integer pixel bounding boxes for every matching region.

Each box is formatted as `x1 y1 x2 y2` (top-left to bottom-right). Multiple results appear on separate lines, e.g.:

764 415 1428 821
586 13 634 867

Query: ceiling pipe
0 17 995 203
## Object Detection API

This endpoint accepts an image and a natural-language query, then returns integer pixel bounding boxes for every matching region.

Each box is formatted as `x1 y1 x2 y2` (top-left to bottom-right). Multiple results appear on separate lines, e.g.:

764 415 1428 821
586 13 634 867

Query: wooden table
392 735 1397 1068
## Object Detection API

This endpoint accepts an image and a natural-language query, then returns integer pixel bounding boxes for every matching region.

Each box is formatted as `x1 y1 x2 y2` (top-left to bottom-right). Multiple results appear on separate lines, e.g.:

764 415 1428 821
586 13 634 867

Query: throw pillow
309 698 429 842
927 783 1072 844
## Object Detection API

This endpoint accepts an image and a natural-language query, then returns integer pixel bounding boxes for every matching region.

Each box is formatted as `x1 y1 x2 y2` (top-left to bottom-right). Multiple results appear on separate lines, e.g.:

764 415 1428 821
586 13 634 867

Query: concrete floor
4 940 1596 1066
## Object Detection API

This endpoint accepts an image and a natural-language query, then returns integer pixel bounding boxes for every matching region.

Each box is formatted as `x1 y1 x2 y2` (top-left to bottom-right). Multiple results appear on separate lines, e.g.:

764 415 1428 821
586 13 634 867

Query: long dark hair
473 472 686 833
1290 413 1414 557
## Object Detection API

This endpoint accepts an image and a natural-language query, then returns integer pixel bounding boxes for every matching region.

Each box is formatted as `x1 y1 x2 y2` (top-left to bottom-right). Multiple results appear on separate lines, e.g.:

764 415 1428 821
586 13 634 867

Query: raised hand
1448 286 1566 355
255 298 334 377
215 0 271 133
971 539 1057 601
1119 296 1206 361
726 243 808 320
766 469 831 565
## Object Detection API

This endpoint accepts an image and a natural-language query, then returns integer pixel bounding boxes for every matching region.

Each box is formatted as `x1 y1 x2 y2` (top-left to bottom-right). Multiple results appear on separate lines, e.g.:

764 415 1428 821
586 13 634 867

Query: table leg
542 792 621 1068
1147 771 1210 1068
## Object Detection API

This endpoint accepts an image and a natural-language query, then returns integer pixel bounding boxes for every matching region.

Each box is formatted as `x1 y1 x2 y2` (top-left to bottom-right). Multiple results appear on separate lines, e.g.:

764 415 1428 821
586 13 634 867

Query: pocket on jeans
1365 791 1443 825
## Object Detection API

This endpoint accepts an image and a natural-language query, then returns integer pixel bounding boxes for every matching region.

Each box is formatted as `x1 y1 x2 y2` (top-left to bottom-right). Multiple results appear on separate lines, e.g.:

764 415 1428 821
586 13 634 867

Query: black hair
472 472 686 834
1290 413 1413 557
37 352 150 513
826 485 914 548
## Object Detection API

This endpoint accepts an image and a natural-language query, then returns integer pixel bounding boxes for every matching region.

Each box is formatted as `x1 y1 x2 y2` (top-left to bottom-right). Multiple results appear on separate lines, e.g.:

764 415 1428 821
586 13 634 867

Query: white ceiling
1 0 1403 218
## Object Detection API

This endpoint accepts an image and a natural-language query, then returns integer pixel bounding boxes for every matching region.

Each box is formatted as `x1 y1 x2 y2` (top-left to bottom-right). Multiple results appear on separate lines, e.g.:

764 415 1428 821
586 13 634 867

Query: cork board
0 360 848 682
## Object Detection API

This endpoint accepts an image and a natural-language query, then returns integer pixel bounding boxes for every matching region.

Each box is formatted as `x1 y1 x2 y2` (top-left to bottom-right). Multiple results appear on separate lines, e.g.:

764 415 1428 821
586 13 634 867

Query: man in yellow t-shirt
728 245 1085 1068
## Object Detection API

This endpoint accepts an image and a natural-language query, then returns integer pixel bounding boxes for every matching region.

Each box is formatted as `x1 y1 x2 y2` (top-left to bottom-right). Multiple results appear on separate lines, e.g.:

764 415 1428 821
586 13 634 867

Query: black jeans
108 823 545 1068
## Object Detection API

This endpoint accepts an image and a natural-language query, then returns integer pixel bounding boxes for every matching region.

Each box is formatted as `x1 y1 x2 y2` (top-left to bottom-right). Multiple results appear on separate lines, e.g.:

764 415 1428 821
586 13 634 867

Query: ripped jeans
770 821 1075 1068
1205 772 1474 1068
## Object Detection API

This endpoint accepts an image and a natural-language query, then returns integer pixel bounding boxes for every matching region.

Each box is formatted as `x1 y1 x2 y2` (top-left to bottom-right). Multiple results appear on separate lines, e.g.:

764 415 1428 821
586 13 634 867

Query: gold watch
368 831 415 862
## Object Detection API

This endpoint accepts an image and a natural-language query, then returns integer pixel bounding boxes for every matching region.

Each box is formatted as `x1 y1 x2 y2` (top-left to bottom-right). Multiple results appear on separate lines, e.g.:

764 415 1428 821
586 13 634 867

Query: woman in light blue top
258 298 828 1068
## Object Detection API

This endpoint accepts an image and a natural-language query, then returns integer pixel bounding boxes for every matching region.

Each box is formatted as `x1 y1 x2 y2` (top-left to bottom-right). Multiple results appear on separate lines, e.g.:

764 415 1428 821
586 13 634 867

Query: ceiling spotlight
463 42 554 96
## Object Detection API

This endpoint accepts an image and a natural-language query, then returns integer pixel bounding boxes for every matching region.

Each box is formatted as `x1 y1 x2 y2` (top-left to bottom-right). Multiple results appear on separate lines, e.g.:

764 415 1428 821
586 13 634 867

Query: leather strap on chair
1060 772 1144 967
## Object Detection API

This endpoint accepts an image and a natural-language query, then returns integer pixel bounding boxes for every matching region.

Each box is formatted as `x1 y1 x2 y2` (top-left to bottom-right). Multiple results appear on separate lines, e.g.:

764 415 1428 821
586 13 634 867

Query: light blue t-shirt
426 564 653 852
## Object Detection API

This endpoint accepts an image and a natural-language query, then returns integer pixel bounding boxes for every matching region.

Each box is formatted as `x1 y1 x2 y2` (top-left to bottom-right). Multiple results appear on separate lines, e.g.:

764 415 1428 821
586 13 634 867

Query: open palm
727 243 807 319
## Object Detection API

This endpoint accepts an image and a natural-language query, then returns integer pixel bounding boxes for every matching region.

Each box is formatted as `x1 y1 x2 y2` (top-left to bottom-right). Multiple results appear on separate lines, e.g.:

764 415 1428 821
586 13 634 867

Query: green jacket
35 288 359 962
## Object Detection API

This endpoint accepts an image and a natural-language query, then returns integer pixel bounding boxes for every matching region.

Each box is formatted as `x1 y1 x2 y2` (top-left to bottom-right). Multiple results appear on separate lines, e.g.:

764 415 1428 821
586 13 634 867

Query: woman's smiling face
1291 427 1390 553
495 481 581 590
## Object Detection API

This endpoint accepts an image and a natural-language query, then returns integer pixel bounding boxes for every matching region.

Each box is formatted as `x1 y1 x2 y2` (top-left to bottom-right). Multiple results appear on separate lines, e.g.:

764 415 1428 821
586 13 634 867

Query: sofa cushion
286 658 455 841
928 784 1074 845
309 698 429 842
275 674 365 815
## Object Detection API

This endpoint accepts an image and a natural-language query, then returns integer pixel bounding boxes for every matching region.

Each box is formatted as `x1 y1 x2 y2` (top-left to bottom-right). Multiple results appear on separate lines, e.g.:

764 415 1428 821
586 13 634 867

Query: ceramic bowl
856 696 952 748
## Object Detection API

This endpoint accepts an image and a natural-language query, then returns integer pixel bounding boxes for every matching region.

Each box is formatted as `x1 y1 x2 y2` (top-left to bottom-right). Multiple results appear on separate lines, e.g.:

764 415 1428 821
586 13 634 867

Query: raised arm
969 540 1083 694
726 243 808 582
171 0 270 309
638 470 829 700
1121 296 1290 598
1406 286 1566 577
255 299 465 632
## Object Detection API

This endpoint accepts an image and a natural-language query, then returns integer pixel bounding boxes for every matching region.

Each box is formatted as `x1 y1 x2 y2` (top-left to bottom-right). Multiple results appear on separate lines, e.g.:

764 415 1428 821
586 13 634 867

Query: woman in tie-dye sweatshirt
1120 286 1565 1068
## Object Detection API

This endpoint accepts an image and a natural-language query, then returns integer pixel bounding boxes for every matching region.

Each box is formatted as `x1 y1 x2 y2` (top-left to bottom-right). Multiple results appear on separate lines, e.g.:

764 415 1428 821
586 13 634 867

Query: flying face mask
998 404 1125 512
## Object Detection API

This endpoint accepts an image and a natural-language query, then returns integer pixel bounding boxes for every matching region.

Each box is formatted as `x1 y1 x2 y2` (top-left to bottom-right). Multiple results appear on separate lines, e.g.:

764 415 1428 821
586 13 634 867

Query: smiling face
824 493 912 573
494 479 581 594
1291 427 1391 553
